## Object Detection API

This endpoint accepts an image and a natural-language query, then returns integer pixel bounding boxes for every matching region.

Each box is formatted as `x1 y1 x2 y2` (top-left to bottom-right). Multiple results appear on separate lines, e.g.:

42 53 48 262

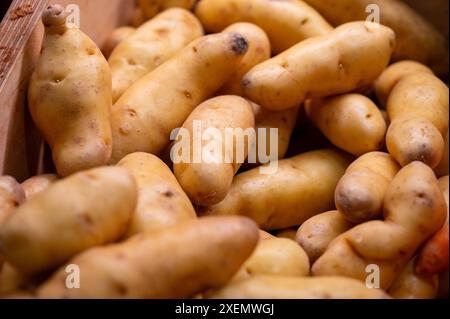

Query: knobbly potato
0 167 137 275
173 96 255 206
37 217 259 298
386 72 449 168
334 152 400 223
118 152 196 237
138 0 197 19
313 162 447 289
109 9 203 102
435 131 449 178
103 26 135 59
195 0 332 55
0 176 25 225
305 94 387 156
110 33 249 163
21 174 58 200
201 149 352 230
303 0 449 76
28 5 113 177
296 210 355 263
208 275 390 299
243 22 395 111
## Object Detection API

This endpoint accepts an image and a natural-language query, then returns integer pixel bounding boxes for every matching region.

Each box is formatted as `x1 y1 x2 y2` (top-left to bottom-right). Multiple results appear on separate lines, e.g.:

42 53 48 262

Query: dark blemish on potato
53 76 64 83
154 28 168 36
115 283 127 295
183 91 192 99
365 113 372 119
242 78 251 88
300 18 309 26
127 58 137 66
163 190 174 198
281 61 289 69
230 33 248 55
192 46 198 53
86 48 96 56
80 214 93 226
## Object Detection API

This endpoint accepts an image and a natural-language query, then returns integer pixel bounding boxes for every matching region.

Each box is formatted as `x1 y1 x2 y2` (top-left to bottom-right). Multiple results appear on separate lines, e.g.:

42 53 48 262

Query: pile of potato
0 0 448 299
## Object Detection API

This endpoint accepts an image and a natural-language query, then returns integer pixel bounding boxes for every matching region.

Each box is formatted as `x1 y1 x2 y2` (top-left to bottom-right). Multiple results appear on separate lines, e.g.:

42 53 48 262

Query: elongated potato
303 0 449 76
243 22 395 111
117 152 196 237
195 0 332 55
0 176 25 225
103 26 135 59
208 275 390 299
0 167 137 275
435 131 449 178
138 0 196 19
21 174 58 200
313 162 447 289
200 149 352 230
306 94 386 156
335 152 400 223
219 23 271 96
386 72 449 168
28 5 112 177
296 210 355 263
37 216 259 299
173 96 255 206
110 33 249 163
109 9 203 102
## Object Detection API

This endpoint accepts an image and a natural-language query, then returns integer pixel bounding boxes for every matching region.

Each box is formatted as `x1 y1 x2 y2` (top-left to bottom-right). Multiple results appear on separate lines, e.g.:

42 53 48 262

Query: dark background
1 1 13 20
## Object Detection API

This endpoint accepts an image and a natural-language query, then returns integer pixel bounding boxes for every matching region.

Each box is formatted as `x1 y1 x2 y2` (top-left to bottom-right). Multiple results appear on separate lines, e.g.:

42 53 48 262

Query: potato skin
306 94 387 156
109 9 203 102
28 5 112 177
201 149 352 230
138 0 196 19
434 131 449 178
37 216 259 299
335 152 400 223
110 33 249 163
243 22 395 111
195 0 332 55
21 174 58 200
0 167 137 275
313 162 447 289
103 26 135 59
0 176 25 226
173 96 255 206
117 152 196 237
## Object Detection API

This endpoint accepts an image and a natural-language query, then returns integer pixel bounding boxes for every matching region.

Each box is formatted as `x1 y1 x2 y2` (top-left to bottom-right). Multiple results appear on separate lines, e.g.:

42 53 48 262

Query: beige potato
117 152 196 237
110 32 249 163
195 0 332 55
305 94 387 156
109 8 203 102
296 210 355 263
435 131 449 178
200 149 352 230
173 96 255 206
138 0 197 19
243 22 395 111
103 26 135 59
37 216 259 298
21 174 58 200
334 152 401 223
0 176 25 225
0 167 137 275
303 0 449 76
28 5 112 177
313 162 447 289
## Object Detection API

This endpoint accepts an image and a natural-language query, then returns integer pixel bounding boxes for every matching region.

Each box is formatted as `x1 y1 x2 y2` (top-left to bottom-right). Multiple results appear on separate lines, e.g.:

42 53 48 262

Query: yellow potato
208 275 390 299
109 8 203 102
138 0 196 19
0 167 137 275
173 96 255 206
0 176 25 225
305 94 387 156
303 0 449 76
435 131 449 178
334 152 400 223
296 210 355 263
110 32 249 163
243 22 395 111
21 174 58 200
28 5 112 177
37 216 259 298
200 149 352 230
386 72 449 168
117 152 196 237
195 0 332 55
103 26 135 59
313 162 447 289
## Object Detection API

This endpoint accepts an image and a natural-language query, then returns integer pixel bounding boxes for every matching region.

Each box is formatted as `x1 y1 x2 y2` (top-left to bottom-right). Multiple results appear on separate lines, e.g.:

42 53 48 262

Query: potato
273 227 298 241
138 0 196 19
334 152 400 223
219 23 271 96
296 210 355 263
303 0 449 76
200 149 352 230
439 175 449 221
259 230 275 240
435 131 449 178
386 72 449 168
0 167 137 275
28 5 113 177
208 275 390 299
131 7 146 27
103 26 135 59
173 96 255 206
0 263 42 296
0 176 25 225
37 216 259 298
117 152 196 237
21 174 58 200
243 22 395 111
313 161 447 289
109 8 203 102
305 94 387 156
110 33 249 163
195 0 332 55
